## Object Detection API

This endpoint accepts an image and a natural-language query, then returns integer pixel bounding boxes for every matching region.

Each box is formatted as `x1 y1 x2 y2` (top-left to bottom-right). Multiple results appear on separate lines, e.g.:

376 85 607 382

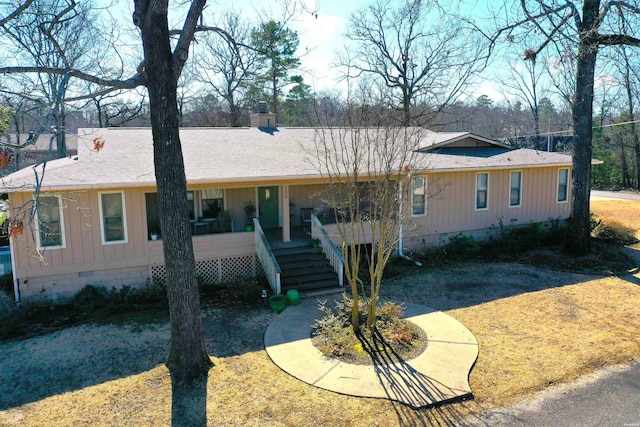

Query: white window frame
509 170 523 208
475 172 489 211
557 168 569 203
99 191 128 245
411 176 427 216
35 193 66 250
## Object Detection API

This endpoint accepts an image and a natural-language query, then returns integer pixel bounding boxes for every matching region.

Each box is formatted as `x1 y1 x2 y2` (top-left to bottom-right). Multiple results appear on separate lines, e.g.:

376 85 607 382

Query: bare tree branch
0 0 34 26
0 66 145 89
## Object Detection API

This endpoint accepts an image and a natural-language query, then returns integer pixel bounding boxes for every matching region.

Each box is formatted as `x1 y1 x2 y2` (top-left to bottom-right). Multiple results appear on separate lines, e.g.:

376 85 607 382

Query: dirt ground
1 258 639 426
0 197 638 425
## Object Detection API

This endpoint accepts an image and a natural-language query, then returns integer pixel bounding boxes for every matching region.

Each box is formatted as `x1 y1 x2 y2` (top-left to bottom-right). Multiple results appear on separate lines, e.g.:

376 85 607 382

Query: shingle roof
420 147 573 171
0 127 573 193
1 133 79 151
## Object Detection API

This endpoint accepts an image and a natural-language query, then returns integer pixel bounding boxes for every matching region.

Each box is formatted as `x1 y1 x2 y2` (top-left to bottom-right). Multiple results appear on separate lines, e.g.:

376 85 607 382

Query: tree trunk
137 1 212 384
635 137 640 189
272 67 278 124
621 44 639 189
620 133 630 188
402 90 411 127
229 98 240 127
54 106 67 158
566 1 599 255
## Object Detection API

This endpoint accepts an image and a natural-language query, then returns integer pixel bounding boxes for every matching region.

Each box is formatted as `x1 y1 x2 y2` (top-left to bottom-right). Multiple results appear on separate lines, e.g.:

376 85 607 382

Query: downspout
10 237 19 302
398 180 422 267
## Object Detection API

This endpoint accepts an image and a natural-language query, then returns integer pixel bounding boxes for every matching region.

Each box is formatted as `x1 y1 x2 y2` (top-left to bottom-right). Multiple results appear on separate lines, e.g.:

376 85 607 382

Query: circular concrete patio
264 298 479 409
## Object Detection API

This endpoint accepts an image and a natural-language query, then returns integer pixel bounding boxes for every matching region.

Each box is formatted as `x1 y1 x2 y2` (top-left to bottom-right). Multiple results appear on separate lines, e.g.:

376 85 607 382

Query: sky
203 0 507 102
207 0 372 94
106 0 518 104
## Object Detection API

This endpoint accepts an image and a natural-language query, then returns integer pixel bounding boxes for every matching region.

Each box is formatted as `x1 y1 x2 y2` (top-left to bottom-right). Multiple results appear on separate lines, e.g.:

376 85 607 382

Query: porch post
282 184 291 242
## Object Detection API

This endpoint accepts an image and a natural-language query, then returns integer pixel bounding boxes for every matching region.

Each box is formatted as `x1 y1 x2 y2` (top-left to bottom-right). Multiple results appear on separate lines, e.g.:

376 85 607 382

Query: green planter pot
286 289 300 306
269 295 286 313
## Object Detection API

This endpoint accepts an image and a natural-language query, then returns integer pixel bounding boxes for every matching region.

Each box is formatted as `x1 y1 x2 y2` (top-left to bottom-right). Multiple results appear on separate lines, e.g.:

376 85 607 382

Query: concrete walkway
264 298 478 409
591 190 640 201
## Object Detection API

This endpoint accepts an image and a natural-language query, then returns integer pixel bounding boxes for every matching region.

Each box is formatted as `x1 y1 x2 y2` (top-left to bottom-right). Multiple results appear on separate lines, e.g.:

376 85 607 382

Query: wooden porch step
272 245 319 257
277 252 328 267
270 239 341 294
280 265 335 277
282 279 340 293
281 271 337 286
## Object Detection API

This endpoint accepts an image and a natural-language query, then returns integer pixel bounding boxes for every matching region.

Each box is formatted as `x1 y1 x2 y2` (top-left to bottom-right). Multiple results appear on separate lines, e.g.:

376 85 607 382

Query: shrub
73 284 107 313
543 217 566 245
0 274 13 295
199 277 265 305
0 290 18 322
311 295 424 364
592 217 638 245
0 290 22 338
510 223 544 250
445 234 481 258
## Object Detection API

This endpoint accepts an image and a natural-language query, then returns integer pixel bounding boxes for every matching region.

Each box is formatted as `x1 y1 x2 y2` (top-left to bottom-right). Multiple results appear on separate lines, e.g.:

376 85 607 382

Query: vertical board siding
11 188 154 278
225 187 255 228
406 167 571 245
289 184 325 225
8 167 572 283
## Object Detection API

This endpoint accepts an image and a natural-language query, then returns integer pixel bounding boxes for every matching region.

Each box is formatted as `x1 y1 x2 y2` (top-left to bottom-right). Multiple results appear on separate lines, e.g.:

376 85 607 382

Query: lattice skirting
151 255 265 285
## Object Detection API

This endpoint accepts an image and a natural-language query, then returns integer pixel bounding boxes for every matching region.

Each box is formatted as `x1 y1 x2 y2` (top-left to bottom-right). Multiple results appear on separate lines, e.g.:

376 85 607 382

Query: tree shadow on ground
359 329 473 426
0 306 273 410
170 372 209 427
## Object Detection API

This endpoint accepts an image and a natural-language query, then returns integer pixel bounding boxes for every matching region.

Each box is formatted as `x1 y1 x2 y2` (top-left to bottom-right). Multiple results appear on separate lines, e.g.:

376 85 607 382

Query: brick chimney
250 101 276 128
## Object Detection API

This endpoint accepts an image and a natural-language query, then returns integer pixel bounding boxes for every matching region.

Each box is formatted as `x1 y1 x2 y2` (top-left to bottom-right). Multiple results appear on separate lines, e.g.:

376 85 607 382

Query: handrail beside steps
253 218 281 295
311 214 344 287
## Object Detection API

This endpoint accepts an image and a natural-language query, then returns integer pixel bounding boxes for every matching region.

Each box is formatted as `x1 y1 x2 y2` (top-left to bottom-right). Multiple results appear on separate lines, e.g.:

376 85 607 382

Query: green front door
258 186 279 228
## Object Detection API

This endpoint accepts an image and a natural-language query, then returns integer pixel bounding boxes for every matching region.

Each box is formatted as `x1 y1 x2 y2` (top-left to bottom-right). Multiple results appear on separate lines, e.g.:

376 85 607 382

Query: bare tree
0 103 10 135
340 0 484 127
500 45 549 149
312 89 423 332
0 0 114 158
495 0 640 254
88 90 147 128
612 43 640 189
1 3 318 407
193 10 257 127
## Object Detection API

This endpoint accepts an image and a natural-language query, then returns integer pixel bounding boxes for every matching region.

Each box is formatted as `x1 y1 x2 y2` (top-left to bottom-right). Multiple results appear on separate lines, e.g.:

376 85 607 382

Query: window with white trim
557 168 569 202
476 172 489 210
411 177 426 215
100 191 127 244
509 171 522 207
36 194 64 248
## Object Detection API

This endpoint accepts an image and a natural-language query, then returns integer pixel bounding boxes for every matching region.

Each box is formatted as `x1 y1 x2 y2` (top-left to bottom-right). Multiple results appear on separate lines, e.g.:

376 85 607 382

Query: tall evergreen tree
251 20 300 123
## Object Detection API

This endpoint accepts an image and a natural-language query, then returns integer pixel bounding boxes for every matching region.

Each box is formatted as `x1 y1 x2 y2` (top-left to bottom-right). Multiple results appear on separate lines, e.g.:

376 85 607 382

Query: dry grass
2 264 638 426
1 203 640 426
592 199 640 251
592 199 640 231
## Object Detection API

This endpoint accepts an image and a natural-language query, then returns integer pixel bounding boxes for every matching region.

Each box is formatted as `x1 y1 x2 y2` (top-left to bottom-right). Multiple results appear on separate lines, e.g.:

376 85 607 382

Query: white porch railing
253 218 281 295
311 214 345 287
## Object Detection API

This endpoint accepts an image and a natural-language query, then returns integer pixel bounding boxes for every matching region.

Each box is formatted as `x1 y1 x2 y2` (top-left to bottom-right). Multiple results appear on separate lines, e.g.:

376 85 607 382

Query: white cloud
291 13 346 90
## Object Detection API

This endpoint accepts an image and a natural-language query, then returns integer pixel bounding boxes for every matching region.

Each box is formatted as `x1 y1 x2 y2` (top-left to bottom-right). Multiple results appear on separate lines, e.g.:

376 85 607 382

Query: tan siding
123 190 144 259
404 166 571 249
289 184 325 225
224 187 255 229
